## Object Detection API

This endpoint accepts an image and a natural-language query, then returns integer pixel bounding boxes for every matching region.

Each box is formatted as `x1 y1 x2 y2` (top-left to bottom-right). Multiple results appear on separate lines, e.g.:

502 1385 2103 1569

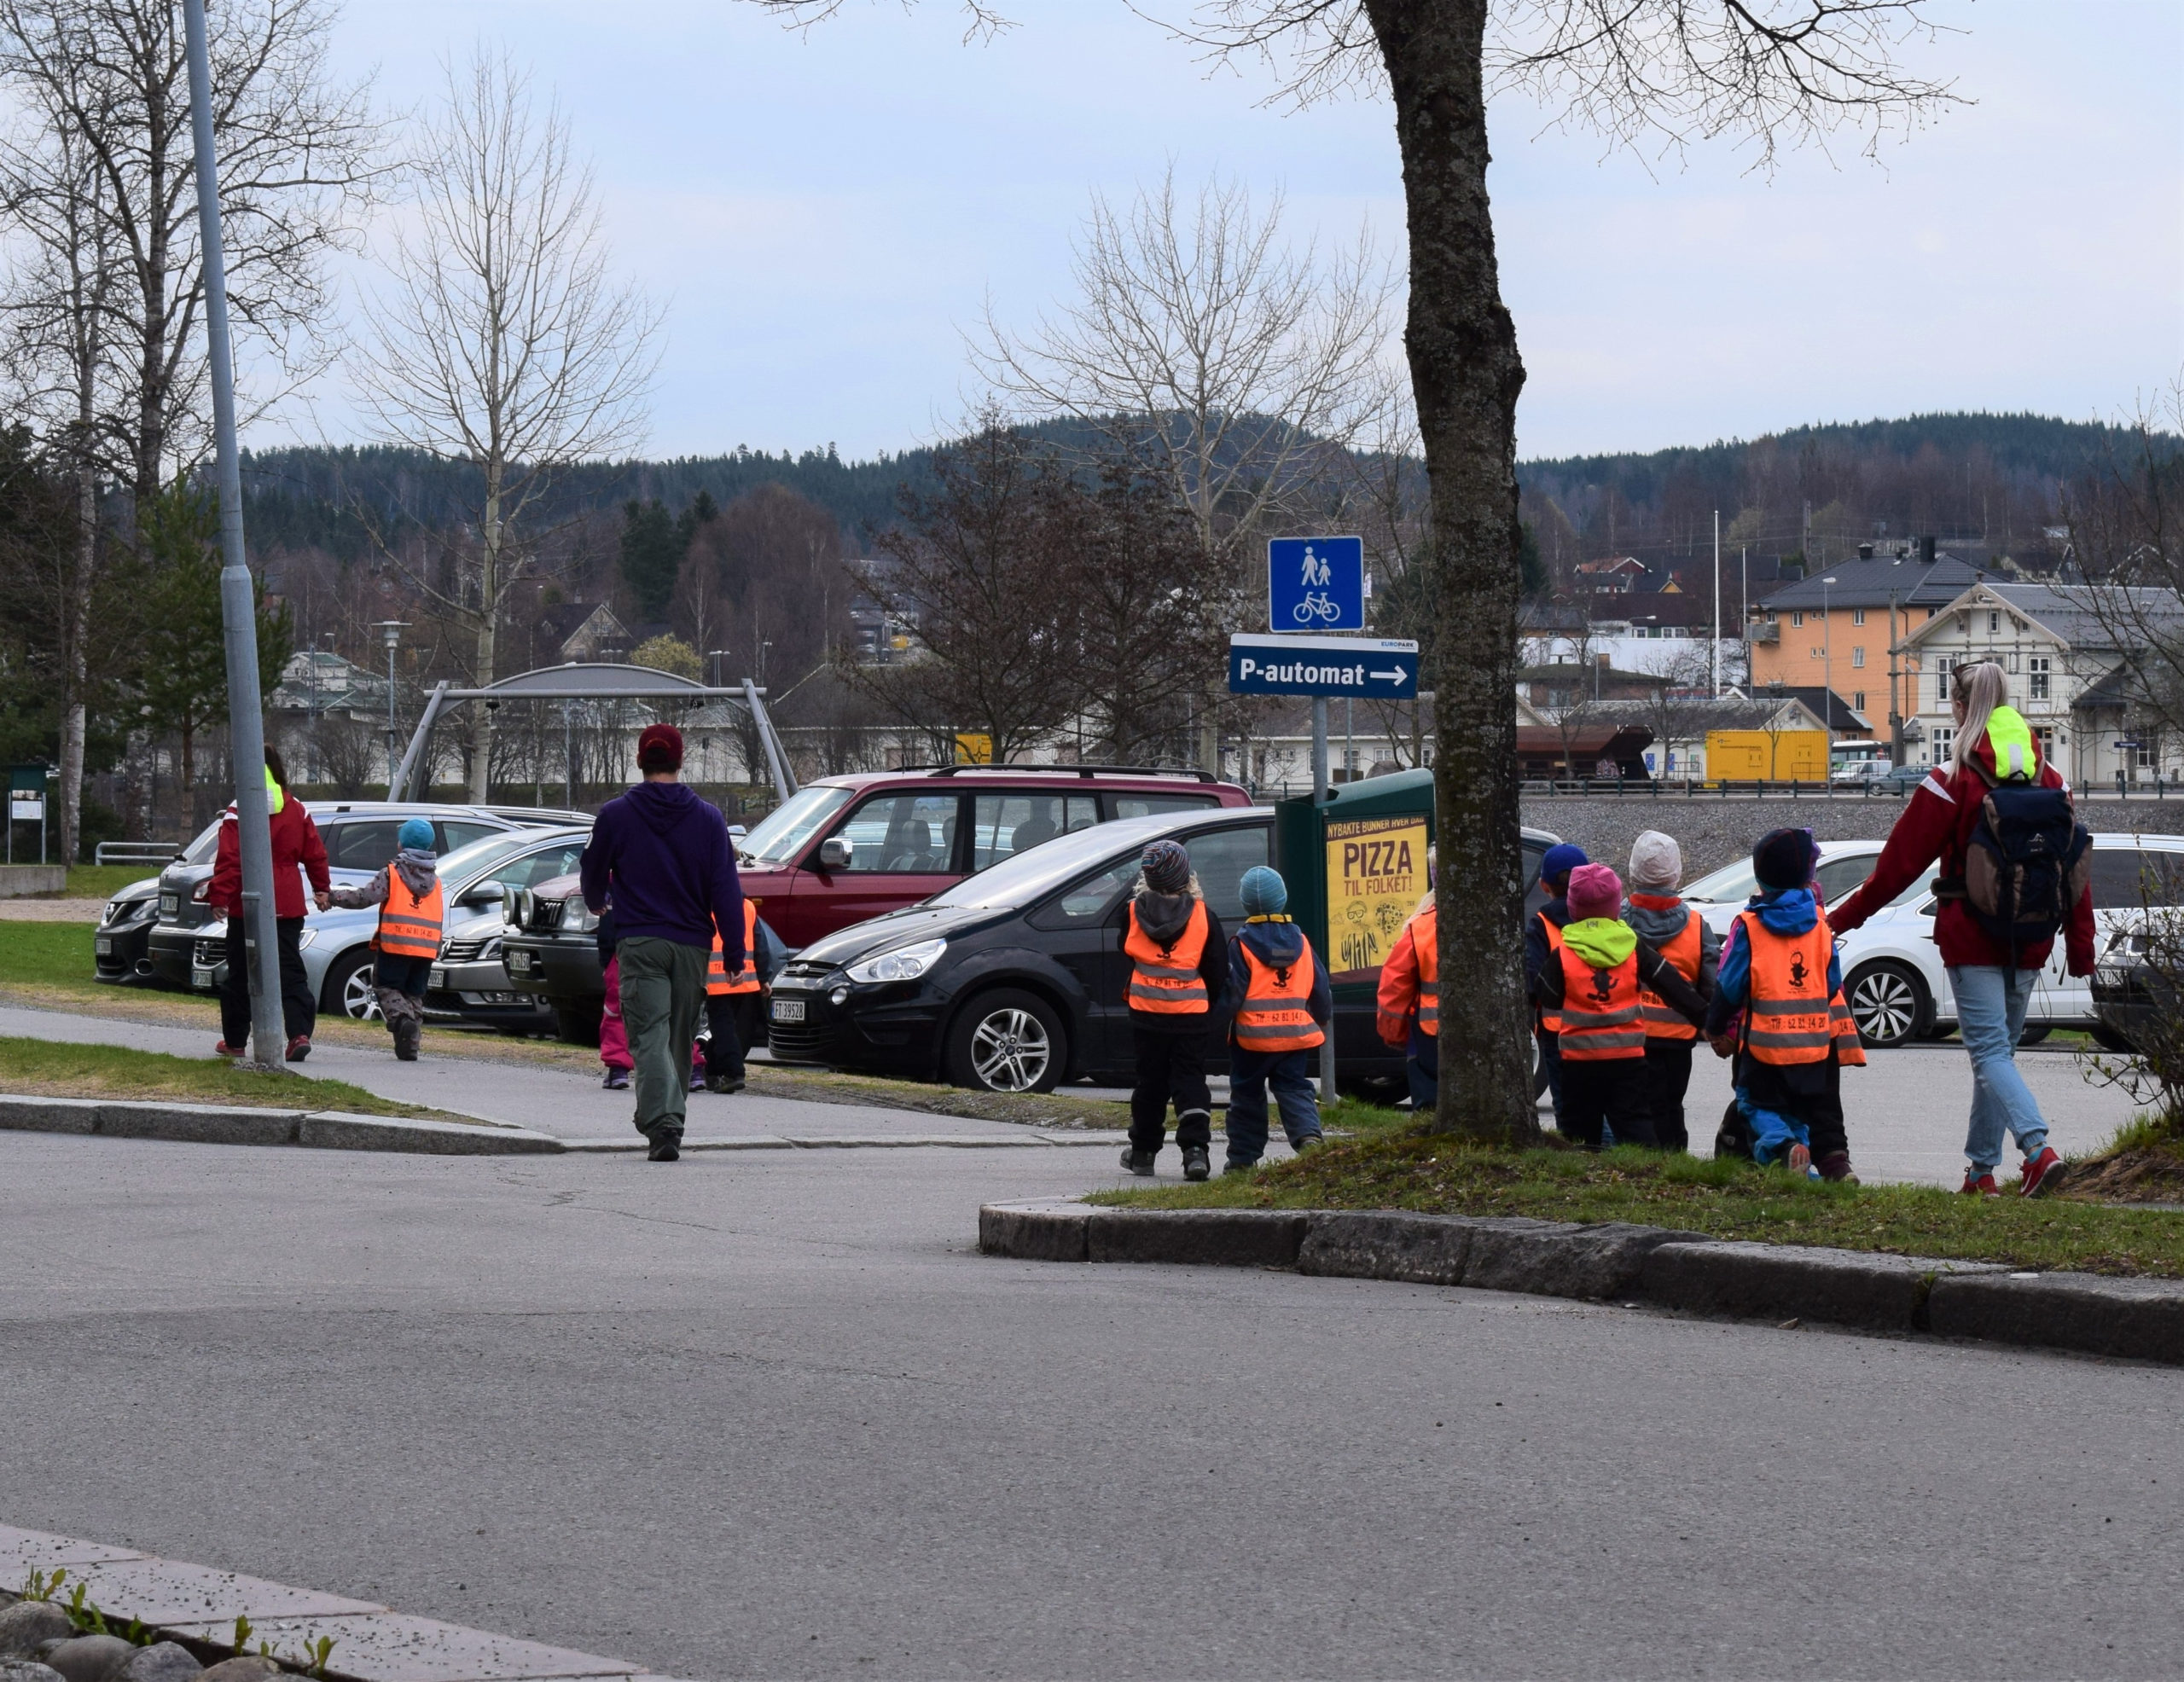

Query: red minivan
734 764 1255 949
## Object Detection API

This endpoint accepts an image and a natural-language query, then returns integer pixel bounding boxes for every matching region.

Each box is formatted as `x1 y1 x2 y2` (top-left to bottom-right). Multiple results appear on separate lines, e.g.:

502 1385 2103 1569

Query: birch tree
0 0 379 858
756 0 1955 1142
357 48 659 801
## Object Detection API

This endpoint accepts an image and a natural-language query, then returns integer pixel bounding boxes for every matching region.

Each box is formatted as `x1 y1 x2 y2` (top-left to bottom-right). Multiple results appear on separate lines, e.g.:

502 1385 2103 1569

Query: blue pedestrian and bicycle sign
1268 536 1365 630
1228 634 1419 699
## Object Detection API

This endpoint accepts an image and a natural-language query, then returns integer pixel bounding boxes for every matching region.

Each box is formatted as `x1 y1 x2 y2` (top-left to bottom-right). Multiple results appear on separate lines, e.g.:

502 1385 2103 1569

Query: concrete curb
0 1522 678 1681
0 1094 562 1156
977 1201 2184 1366
563 1132 1130 1153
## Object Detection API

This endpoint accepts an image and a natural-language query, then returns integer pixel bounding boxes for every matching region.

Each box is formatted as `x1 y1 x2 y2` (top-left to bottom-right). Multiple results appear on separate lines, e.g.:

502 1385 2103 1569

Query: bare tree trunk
58 457 95 861
468 473 503 802
1368 0 1535 1141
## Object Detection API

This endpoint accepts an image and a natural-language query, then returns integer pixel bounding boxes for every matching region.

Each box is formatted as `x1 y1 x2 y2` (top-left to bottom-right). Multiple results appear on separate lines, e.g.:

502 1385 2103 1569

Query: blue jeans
1949 965 2050 1173
1226 1047 1322 1167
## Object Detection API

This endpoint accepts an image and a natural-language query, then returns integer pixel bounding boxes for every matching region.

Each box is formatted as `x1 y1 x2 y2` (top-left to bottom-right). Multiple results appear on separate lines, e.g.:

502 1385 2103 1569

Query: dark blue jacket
580 780 744 961
1227 918 1333 1030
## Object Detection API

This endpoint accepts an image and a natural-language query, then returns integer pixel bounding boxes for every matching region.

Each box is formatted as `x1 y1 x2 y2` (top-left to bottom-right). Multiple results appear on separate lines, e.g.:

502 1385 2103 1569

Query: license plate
429 966 447 990
94 937 112 954
507 950 533 975
159 894 177 916
771 997 805 1024
191 966 217 989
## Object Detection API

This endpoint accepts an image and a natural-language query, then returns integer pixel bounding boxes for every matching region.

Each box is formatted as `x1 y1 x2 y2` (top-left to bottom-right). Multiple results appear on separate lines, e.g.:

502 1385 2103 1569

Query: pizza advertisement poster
1324 815 1429 982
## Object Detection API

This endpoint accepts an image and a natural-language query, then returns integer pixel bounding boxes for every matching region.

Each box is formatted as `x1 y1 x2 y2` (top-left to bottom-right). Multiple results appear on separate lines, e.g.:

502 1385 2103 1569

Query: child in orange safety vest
1376 845 1440 1111
1622 831 1720 1152
1528 864 1709 1150
1223 866 1331 1173
700 898 783 1093
325 817 441 1063
1118 838 1230 1182
1703 828 1866 1181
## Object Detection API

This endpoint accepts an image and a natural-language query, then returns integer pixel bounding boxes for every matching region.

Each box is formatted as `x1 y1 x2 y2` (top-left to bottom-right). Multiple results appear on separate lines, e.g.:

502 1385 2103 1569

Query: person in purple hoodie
578 723 744 1161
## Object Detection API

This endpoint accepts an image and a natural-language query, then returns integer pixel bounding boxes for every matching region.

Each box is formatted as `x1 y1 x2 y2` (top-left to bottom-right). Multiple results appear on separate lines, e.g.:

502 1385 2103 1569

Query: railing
94 841 181 867
1520 777 1915 798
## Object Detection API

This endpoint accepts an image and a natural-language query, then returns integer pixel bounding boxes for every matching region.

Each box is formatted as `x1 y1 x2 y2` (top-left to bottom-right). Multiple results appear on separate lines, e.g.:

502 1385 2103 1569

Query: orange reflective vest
374 864 443 960
1556 943 1647 1060
706 901 762 996
1125 899 1211 1014
1738 908 1867 1067
1640 912 1703 1042
1536 912 1566 1034
1232 927 1326 1053
1412 907 1438 1038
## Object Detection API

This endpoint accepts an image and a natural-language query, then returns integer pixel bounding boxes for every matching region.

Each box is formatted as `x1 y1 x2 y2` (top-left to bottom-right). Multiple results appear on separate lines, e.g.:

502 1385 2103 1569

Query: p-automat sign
1227 634 1419 699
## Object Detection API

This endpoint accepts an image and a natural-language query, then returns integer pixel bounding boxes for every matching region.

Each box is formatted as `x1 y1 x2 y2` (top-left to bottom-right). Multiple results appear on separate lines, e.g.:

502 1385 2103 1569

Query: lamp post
1821 577 1836 742
183 0 283 1067
372 621 408 795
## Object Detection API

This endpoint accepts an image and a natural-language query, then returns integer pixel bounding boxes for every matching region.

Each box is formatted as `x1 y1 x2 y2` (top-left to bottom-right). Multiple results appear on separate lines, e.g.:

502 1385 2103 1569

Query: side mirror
818 837 853 870
460 879 504 908
727 824 748 838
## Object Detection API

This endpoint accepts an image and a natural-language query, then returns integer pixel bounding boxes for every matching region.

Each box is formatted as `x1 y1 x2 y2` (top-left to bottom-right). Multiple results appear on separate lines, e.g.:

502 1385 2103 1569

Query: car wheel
1846 960 1928 1049
552 998 601 1047
322 949 381 1021
946 989 1066 1094
2091 1022 2135 1054
2017 1023 2052 1047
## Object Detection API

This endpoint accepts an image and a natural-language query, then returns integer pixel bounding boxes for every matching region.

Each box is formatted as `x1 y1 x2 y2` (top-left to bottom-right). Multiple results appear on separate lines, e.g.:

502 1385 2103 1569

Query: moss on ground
1099 1118 2184 1277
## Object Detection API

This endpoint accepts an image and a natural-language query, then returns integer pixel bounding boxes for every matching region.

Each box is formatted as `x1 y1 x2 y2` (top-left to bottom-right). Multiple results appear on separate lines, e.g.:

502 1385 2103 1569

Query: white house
1896 582 2184 787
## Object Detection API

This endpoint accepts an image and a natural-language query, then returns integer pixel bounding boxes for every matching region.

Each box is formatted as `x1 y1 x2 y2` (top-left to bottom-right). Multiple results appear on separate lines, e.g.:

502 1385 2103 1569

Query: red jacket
208 792 330 920
1829 737 2094 974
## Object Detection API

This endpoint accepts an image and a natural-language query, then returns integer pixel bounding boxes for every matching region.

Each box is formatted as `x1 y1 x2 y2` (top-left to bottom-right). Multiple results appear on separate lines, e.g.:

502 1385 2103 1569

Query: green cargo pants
617 935 708 1145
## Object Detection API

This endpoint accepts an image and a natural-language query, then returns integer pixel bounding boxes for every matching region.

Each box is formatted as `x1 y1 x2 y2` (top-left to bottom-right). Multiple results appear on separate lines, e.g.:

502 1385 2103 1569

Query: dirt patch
2061 1148 2184 1204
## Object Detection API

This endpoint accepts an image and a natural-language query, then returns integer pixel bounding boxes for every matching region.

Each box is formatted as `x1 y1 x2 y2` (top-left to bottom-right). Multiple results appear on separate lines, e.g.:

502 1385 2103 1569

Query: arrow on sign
1369 669 1407 684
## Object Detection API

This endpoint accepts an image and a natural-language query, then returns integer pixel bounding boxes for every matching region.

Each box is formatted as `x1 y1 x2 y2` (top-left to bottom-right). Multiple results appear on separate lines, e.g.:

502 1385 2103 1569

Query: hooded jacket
1530 916 1707 1024
1828 710 2095 973
579 779 744 959
327 846 438 911
1120 880 1229 1032
1228 916 1333 1042
1624 892 1720 1017
207 786 328 919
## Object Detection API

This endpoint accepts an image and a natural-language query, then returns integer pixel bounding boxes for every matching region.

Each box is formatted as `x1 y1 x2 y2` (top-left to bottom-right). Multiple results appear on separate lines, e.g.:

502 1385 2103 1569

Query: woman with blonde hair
1829 660 2094 1195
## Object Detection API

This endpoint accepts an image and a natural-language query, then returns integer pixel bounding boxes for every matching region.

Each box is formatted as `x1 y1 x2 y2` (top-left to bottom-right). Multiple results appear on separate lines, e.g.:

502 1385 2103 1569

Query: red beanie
636 723 684 773
1565 863 1623 922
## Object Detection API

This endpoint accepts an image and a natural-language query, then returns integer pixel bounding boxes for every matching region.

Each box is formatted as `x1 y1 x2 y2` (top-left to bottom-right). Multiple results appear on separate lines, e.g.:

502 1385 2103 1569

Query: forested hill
240 409 2146 562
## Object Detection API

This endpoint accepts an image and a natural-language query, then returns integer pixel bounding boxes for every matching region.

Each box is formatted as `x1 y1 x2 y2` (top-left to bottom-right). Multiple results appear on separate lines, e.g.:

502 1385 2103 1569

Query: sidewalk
0 1005 1115 1147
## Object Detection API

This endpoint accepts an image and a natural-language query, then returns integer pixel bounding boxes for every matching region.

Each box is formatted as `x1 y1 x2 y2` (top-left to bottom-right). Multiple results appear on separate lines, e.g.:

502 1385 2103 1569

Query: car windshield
930 813 1264 912
1682 848 1878 908
739 785 852 864
180 819 223 864
436 830 562 888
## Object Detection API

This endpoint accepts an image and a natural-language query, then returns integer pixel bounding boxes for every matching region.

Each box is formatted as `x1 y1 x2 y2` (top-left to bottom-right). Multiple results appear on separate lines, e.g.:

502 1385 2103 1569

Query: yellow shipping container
1705 728 1829 781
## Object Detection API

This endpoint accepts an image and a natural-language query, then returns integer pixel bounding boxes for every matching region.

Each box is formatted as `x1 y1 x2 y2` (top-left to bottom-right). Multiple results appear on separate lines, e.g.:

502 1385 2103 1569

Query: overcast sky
282 0 2183 464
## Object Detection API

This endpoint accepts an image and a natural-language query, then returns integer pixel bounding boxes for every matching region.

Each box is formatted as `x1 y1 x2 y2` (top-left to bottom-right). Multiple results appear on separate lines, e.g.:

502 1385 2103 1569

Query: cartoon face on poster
1323 816 1429 982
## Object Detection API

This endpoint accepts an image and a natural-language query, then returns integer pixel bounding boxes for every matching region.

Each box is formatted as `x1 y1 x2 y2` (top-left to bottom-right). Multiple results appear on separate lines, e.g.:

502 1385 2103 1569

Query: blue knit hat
398 818 434 851
1540 843 1588 885
1239 866 1288 916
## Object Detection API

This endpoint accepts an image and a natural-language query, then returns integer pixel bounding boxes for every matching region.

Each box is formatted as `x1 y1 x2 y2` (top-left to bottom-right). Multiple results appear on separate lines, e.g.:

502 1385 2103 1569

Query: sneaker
1959 1169 2002 1197
212 1040 245 1058
1181 1145 1211 1182
392 1019 421 1062
1119 1146 1157 1176
648 1138 681 1163
706 1074 746 1094
1816 1151 1859 1185
688 1068 707 1091
1293 1133 1324 1153
2019 1146 2067 1198
1223 1159 1256 1176
601 1067 630 1091
284 1035 311 1063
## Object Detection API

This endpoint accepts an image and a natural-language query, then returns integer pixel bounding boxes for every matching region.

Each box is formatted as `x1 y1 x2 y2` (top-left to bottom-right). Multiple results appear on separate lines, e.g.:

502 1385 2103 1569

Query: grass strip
1098 1116 2184 1278
0 1035 485 1123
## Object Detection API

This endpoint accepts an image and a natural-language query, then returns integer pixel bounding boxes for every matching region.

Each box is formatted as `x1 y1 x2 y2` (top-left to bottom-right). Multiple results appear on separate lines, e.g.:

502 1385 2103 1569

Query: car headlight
845 937 947 984
562 902 600 935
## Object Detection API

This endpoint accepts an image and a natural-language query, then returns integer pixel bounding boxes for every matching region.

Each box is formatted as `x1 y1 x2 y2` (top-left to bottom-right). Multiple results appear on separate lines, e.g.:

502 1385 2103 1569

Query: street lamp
371 621 408 794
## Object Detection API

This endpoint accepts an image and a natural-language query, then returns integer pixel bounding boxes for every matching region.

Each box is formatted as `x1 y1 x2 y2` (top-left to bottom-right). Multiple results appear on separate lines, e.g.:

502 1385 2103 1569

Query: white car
1682 834 2184 1048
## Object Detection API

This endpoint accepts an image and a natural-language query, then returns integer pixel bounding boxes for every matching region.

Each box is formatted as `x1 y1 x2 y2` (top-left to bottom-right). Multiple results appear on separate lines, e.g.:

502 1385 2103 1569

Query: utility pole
183 0 283 1069
1821 576 1836 741
1886 589 1902 767
1740 546 1749 693
1712 508 1721 697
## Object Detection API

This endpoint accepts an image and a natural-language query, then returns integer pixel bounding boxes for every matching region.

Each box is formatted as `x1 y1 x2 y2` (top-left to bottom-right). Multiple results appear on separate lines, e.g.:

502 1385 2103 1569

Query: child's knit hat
1239 866 1288 916
1565 863 1623 922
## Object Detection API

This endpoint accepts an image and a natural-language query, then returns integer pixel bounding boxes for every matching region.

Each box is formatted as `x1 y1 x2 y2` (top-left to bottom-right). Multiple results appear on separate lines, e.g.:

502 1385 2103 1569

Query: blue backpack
1945 760 2091 960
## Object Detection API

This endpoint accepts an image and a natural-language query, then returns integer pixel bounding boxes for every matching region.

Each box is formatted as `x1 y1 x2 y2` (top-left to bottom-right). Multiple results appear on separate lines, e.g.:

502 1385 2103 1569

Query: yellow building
1746 549 1987 749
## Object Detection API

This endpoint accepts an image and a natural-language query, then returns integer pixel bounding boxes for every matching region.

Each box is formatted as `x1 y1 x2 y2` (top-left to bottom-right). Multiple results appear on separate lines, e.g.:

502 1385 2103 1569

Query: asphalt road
2 1129 2178 1680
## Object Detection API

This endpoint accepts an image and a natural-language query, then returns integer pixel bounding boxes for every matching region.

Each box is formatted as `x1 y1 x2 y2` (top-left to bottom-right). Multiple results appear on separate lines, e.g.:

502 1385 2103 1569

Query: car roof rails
903 763 1219 783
